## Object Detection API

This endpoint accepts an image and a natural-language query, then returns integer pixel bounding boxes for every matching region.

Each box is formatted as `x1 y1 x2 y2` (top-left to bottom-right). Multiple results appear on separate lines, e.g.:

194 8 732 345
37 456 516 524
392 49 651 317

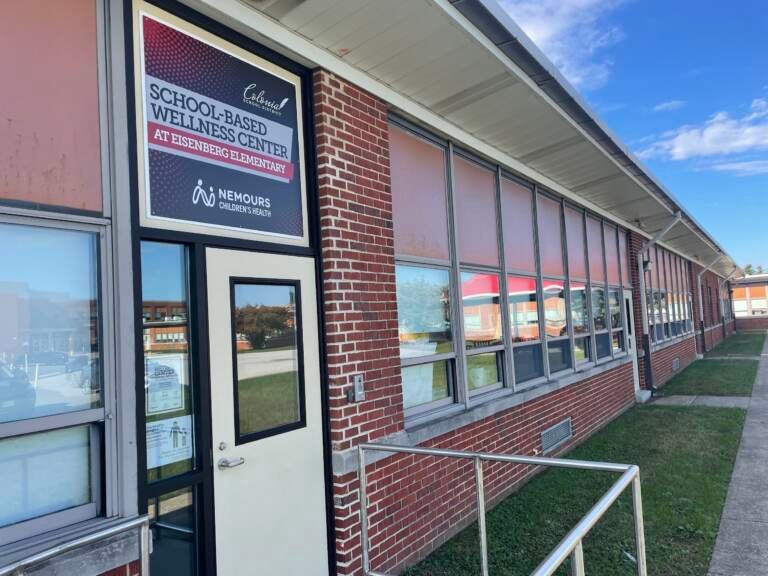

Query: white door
623 290 640 393
206 248 329 575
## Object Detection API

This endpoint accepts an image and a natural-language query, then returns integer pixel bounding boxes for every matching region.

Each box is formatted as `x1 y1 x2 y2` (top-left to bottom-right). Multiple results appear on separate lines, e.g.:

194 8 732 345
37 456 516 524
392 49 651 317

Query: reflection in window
232 283 302 441
396 266 452 359
591 287 607 332
233 283 302 440
401 361 451 410
574 337 591 364
461 271 502 349
466 353 500 392
149 488 196 576
0 223 101 424
543 281 568 338
548 339 572 373
141 242 195 483
609 290 622 329
0 426 92 528
513 344 544 383
508 276 540 342
596 333 611 359
570 282 589 334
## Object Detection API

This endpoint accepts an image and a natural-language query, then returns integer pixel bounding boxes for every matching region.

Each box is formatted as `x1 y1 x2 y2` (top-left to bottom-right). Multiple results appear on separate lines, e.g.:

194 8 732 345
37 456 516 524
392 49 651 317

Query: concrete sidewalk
654 395 751 409
708 335 768 576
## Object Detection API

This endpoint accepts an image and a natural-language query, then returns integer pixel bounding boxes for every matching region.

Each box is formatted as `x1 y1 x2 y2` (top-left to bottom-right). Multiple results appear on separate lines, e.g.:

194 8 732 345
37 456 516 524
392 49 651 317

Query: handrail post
631 470 648 576
358 445 370 576
474 457 489 576
570 541 585 576
140 520 151 575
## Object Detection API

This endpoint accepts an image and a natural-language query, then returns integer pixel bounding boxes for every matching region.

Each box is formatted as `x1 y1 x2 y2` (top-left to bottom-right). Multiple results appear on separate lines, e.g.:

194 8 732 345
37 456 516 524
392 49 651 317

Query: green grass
237 370 299 434
659 359 758 397
706 331 765 357
405 405 745 576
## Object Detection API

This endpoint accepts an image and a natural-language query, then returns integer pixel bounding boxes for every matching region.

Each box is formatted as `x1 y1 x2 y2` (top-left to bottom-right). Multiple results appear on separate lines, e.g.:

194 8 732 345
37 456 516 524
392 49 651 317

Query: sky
499 0 768 270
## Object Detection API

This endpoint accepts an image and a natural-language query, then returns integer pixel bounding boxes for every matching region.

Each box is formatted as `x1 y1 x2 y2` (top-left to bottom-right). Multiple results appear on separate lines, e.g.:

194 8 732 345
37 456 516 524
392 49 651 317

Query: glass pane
454 156 498 266
149 488 196 576
570 282 589 334
0 0 102 212
233 283 301 439
609 289 622 329
605 225 620 285
612 331 625 353
502 178 536 272
401 361 451 410
587 217 605 283
0 426 91 528
461 271 502 349
390 125 450 260
574 337 591 364
543 280 568 338
537 195 564 277
591 287 607 331
396 266 452 359
141 242 195 483
596 333 611 359
466 353 501 392
565 207 587 279
513 344 544 383
619 232 630 287
548 339 572 373
0 223 101 424
508 276 540 342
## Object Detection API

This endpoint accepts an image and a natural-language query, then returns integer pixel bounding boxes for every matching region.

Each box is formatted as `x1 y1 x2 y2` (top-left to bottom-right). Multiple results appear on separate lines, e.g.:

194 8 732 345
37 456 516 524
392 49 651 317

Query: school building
0 1 742 575
732 274 768 330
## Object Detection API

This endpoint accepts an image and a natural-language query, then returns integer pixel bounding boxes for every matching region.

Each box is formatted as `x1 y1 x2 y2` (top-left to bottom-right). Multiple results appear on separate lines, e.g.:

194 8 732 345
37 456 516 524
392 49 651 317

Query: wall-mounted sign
134 3 307 244
145 353 186 415
146 415 193 469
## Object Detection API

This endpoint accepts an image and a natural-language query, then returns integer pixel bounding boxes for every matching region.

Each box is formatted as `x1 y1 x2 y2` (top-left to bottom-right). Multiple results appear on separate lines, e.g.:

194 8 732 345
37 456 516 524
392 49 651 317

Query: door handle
218 457 245 470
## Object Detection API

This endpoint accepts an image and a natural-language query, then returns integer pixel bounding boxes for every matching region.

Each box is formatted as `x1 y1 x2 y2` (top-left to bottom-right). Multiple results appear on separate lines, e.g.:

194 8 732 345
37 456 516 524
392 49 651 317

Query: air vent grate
541 418 573 453
672 357 680 371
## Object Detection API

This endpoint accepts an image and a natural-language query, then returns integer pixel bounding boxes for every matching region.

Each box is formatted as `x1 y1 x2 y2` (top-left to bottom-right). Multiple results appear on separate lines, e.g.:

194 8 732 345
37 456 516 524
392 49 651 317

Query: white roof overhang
185 0 740 277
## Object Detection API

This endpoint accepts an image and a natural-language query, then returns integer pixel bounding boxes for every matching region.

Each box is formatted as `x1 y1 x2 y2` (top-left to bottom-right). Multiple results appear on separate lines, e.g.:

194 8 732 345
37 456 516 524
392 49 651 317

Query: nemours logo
192 178 272 218
243 83 289 116
192 179 216 208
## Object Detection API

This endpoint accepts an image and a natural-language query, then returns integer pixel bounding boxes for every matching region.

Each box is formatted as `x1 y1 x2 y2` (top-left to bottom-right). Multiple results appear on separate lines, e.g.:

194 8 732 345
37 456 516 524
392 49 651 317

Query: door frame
622 289 641 396
124 1 336 573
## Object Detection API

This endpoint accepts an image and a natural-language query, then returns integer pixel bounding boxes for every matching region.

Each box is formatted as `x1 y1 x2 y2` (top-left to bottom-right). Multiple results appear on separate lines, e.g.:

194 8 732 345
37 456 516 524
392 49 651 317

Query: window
148 488 197 576
141 242 195 482
0 0 102 213
396 265 454 412
390 125 450 261
462 271 503 394
232 282 304 442
570 282 591 364
544 280 571 372
609 289 624 353
0 221 106 544
454 156 499 267
537 195 565 277
502 178 536 272
508 275 544 383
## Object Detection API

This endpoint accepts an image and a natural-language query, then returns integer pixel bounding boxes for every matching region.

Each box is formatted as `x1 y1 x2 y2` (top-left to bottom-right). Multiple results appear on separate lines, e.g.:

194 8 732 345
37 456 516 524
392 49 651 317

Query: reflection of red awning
507 276 535 296
461 273 500 298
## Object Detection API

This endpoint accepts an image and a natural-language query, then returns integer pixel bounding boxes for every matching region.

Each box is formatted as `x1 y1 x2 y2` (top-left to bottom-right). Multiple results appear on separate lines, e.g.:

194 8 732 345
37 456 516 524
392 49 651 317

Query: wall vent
672 357 681 371
541 418 573 453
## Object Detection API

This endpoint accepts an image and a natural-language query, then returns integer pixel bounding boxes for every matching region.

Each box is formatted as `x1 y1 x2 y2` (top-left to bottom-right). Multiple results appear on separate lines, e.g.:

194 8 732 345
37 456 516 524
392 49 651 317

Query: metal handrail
358 444 647 576
0 516 150 576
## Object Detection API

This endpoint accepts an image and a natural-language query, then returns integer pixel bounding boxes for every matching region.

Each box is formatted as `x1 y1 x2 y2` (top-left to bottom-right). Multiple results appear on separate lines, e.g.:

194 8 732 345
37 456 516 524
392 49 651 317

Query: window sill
0 516 139 574
332 354 635 475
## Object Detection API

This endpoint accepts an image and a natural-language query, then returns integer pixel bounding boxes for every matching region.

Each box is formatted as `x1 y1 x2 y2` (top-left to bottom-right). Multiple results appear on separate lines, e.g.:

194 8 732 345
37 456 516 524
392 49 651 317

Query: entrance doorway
206 248 329 575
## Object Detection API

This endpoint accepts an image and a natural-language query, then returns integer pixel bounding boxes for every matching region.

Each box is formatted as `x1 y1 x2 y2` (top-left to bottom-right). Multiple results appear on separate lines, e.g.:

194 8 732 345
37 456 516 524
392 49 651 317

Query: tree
235 305 292 349
744 264 755 275
757 265 765 274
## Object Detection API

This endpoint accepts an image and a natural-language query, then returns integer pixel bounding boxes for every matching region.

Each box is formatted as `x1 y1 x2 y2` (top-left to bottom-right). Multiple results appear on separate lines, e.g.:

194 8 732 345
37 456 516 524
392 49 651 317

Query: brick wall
627 231 648 390
736 317 768 330
691 264 727 354
315 69 640 575
650 336 697 389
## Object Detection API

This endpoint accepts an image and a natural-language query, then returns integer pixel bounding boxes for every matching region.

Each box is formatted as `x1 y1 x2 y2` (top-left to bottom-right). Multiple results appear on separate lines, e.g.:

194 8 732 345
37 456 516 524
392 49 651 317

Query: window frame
0 214 117 547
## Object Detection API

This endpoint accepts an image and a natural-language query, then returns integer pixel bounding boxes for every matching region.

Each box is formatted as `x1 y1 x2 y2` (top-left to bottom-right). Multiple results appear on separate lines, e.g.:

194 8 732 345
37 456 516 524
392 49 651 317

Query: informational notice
139 12 304 238
145 353 186 415
146 415 193 470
